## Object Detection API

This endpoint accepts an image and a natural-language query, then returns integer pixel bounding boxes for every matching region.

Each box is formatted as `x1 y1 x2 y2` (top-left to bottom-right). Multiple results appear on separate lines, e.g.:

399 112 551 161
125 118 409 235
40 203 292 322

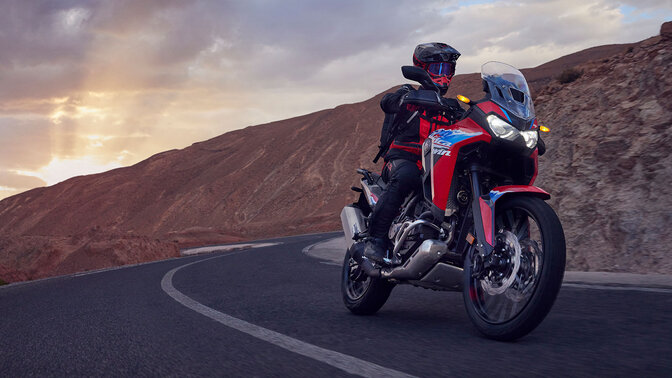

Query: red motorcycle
341 62 566 341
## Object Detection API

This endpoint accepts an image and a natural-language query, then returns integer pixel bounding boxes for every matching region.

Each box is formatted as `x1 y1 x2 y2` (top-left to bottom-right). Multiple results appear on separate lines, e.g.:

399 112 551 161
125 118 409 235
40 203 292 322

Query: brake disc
480 230 522 295
505 239 541 301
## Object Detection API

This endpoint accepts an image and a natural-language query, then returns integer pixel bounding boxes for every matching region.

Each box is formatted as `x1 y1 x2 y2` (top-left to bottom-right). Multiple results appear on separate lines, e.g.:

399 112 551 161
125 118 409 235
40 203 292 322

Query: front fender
487 185 550 202
477 185 550 249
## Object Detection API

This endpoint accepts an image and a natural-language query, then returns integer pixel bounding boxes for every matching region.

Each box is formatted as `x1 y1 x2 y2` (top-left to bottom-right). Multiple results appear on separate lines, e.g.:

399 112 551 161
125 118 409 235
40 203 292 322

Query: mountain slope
1 25 669 281
534 30 672 273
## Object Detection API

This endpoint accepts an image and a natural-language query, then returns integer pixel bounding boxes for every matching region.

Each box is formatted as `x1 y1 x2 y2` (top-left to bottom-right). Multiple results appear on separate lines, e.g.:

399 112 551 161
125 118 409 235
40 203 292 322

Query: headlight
487 115 517 140
486 115 538 149
520 130 538 149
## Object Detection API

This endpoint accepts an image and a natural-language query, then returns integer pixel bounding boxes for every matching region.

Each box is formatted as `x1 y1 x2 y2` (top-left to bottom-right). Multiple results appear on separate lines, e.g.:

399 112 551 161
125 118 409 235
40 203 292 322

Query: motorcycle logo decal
429 133 453 149
432 145 451 156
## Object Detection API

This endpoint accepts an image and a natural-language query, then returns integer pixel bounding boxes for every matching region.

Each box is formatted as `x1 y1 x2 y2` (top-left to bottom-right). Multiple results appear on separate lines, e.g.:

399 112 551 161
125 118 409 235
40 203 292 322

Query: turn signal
540 125 550 132
457 95 471 104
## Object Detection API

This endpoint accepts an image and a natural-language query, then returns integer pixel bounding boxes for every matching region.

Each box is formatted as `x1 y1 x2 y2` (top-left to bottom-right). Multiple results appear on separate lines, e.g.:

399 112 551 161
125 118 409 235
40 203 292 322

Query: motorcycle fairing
477 185 550 247
476 99 539 134
476 101 510 121
528 149 539 185
422 119 491 211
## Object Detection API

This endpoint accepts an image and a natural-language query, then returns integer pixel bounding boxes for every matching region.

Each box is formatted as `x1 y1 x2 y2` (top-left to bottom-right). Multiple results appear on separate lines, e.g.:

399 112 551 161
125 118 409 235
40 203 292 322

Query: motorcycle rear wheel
341 246 395 315
462 196 566 341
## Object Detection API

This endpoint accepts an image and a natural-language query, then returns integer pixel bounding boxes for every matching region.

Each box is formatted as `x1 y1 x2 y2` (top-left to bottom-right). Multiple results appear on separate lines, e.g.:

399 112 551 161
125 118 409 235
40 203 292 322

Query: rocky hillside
534 23 672 273
0 24 668 282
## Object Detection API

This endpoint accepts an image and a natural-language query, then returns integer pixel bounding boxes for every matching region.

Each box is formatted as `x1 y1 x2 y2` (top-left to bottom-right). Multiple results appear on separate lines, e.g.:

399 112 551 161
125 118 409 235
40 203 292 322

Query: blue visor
427 62 454 76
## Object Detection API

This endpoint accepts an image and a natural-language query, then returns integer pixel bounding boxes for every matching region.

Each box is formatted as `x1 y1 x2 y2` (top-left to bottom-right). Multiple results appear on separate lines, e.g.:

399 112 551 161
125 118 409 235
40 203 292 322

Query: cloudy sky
1 0 671 200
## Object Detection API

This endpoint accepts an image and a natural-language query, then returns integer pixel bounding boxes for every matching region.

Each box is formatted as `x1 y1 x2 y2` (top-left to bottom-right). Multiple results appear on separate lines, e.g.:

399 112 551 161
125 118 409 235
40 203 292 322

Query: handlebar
400 89 446 111
401 90 464 115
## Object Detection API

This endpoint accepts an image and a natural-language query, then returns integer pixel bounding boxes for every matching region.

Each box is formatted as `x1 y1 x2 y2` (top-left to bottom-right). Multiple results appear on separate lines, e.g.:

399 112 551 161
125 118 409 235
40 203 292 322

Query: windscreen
481 61 535 121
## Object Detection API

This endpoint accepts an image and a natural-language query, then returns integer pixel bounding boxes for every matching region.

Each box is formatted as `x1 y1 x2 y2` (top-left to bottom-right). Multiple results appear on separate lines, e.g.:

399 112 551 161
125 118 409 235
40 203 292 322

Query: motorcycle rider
365 42 465 264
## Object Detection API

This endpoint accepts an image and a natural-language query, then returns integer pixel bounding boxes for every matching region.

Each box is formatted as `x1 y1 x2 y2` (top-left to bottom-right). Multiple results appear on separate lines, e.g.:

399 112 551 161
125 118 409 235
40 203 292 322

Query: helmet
413 42 461 95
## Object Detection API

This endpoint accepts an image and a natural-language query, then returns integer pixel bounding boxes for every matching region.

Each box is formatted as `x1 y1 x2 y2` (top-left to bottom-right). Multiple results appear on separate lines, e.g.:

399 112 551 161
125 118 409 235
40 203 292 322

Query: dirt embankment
0 228 180 282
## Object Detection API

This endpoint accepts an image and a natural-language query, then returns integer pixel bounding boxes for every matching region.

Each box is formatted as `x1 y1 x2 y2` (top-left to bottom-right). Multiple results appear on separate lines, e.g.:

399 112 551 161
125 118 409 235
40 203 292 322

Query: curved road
1 232 670 377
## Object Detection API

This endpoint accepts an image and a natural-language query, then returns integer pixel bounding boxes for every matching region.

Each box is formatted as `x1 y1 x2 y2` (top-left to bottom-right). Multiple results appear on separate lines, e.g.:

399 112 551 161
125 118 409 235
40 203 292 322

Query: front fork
469 165 495 260
467 165 551 278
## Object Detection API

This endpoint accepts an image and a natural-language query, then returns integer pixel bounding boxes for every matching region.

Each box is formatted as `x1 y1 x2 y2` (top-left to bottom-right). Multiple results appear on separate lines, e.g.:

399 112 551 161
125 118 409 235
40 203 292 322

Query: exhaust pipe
392 219 441 255
380 239 448 280
360 258 381 278
347 228 456 284
349 242 381 278
353 238 463 290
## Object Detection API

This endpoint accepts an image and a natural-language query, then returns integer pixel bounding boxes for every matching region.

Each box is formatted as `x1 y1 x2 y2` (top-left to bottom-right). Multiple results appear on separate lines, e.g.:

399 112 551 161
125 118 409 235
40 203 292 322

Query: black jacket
380 85 465 163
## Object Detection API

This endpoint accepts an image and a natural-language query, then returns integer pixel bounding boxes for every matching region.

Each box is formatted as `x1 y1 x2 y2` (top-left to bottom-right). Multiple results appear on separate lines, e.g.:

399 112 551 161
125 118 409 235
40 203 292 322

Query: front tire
341 245 395 315
463 196 566 341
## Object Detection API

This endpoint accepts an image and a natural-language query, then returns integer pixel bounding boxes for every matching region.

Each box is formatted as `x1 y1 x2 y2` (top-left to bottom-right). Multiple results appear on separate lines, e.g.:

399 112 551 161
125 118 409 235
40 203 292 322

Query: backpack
373 84 415 163
373 112 397 163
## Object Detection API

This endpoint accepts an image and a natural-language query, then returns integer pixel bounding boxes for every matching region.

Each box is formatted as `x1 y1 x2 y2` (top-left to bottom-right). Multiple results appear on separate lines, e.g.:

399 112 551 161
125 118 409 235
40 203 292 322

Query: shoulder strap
374 113 397 163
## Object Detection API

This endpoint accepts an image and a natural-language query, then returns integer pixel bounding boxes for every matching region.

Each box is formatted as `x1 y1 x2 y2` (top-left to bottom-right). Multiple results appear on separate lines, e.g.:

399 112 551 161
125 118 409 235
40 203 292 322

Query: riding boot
364 237 388 264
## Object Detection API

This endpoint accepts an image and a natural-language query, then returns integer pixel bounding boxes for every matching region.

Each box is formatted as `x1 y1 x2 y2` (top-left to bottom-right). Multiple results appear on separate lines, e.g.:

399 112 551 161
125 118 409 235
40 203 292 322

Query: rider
365 42 465 264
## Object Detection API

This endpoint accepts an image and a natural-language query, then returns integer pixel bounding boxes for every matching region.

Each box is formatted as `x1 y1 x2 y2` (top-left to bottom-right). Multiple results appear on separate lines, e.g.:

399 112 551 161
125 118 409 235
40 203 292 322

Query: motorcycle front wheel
463 196 566 341
341 245 395 315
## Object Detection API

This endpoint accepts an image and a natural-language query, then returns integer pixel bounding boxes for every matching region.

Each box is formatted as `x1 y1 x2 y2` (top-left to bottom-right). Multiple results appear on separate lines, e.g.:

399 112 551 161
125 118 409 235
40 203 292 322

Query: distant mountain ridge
1 24 670 282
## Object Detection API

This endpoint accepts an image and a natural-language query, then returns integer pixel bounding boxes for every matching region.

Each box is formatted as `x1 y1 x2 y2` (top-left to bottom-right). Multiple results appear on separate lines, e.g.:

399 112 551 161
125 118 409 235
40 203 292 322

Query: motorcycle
340 62 566 341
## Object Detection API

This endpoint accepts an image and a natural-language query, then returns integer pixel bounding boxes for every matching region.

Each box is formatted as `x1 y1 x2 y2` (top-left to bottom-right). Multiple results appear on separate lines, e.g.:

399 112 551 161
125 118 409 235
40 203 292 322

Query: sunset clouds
1 0 670 199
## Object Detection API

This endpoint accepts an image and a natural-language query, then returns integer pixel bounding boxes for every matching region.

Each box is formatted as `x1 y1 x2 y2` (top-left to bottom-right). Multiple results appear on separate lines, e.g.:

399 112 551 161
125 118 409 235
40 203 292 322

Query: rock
661 21 672 40
535 27 672 274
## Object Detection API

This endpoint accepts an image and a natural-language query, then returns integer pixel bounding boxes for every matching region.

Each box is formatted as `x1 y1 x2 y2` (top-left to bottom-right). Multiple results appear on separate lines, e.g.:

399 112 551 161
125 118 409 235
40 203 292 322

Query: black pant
369 159 421 239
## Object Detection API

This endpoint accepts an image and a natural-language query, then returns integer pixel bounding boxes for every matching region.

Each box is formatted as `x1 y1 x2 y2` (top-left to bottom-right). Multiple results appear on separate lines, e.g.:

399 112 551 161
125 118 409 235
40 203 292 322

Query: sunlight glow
50 110 66 124
51 96 70 104
85 134 115 148
11 157 123 186
50 104 107 124
0 186 22 200
75 106 102 117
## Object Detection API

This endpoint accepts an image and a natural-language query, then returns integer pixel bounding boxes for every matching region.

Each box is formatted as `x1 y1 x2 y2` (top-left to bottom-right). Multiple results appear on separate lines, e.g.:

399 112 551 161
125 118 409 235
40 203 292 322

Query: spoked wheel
341 244 394 315
463 196 566 341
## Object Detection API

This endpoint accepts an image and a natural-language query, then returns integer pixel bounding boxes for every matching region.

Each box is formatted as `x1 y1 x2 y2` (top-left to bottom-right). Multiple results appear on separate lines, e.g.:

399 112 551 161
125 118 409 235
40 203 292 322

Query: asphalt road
1 232 671 377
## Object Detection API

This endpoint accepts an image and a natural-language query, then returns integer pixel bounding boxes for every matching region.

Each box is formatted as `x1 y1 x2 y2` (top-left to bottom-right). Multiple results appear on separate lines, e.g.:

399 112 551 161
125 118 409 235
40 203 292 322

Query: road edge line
160 251 419 378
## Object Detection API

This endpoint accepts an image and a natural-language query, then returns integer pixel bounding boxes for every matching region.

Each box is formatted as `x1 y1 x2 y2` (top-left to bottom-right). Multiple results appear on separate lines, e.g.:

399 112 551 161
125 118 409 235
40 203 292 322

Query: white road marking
161 251 419 378
562 283 672 294
181 242 281 256
1 241 281 290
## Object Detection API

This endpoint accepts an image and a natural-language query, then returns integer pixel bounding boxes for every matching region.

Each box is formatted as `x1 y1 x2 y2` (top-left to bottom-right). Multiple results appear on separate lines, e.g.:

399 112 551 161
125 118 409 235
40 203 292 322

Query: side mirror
401 66 438 92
